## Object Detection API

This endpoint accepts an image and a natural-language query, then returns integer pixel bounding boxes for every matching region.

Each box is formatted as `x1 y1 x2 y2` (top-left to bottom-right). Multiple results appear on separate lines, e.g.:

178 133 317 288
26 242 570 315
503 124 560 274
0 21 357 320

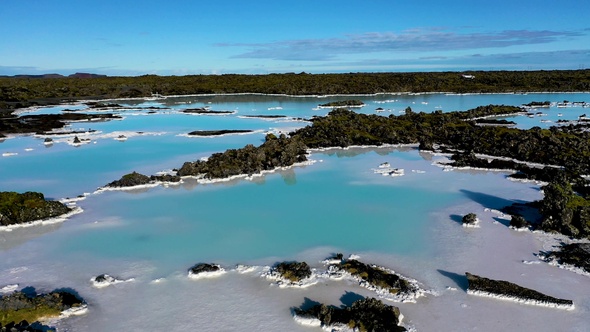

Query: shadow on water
493 217 511 227
449 214 464 225
339 291 365 307
291 293 367 316
460 189 527 210
437 270 468 291
290 297 323 316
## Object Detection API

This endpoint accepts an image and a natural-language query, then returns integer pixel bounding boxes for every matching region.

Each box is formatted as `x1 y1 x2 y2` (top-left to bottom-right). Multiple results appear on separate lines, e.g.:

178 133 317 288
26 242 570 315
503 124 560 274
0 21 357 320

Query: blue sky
1 0 589 76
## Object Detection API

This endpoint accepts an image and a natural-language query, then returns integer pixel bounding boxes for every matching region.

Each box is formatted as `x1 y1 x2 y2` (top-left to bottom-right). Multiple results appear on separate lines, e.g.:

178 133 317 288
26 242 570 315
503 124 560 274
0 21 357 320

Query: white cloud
219 28 586 61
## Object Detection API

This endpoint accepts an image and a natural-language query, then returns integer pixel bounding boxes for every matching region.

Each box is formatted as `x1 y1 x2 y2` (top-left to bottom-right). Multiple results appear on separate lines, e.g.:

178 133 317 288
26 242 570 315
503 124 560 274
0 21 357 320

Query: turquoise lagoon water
1 92 589 331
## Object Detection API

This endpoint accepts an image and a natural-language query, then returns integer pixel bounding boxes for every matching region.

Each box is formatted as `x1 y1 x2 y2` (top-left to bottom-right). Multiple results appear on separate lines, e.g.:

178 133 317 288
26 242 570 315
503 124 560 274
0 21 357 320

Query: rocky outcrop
106 172 151 187
189 263 221 275
182 108 234 114
0 192 72 226
327 255 416 297
462 213 478 227
0 320 45 332
0 288 85 327
150 174 181 183
542 242 590 274
91 274 134 288
273 261 312 283
537 180 590 238
188 263 225 279
177 134 307 179
318 100 365 108
509 215 530 229
106 172 181 188
466 272 574 308
187 129 252 136
294 297 406 332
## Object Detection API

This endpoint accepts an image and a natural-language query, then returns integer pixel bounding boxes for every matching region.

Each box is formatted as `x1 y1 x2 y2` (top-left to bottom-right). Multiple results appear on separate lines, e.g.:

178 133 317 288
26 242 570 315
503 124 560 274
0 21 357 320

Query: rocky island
187 129 253 136
181 108 234 115
264 261 314 287
318 99 365 108
466 272 574 309
324 254 422 301
188 263 226 279
106 171 180 188
294 297 406 332
0 192 72 226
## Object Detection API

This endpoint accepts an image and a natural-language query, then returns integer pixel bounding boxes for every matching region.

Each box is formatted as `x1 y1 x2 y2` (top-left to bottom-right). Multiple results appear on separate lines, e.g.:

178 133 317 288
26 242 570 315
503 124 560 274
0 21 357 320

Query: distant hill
0 72 107 78
68 72 107 78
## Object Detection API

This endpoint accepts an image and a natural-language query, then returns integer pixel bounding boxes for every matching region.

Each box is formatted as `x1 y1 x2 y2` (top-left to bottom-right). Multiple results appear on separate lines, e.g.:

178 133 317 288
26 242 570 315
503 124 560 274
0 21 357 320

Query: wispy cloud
218 28 586 61
316 49 590 71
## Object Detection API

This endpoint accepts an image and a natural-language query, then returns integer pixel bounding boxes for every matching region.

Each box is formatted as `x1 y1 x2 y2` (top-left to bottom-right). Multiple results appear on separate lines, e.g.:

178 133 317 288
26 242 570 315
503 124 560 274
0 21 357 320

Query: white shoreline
0 206 83 232
467 289 575 310
180 159 317 185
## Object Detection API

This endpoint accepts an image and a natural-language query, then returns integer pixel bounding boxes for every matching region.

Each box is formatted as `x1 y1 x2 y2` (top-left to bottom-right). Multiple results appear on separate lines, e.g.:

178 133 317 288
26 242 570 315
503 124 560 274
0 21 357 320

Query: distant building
461 74 475 79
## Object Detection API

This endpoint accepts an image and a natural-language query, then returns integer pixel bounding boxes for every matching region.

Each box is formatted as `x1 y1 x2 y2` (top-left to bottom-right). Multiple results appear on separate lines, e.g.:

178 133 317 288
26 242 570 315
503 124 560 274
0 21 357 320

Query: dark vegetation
319 99 365 107
474 118 516 126
2 70 590 114
465 272 573 307
294 297 406 332
523 101 551 107
0 192 71 226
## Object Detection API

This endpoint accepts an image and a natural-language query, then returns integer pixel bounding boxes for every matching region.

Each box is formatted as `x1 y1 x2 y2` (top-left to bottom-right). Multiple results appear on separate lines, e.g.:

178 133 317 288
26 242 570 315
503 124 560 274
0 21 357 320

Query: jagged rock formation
0 192 71 226
466 272 573 308
327 255 416 296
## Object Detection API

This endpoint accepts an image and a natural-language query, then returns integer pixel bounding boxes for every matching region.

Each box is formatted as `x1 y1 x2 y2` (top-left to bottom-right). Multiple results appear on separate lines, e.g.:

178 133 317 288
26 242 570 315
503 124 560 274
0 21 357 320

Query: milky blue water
1 92 589 331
